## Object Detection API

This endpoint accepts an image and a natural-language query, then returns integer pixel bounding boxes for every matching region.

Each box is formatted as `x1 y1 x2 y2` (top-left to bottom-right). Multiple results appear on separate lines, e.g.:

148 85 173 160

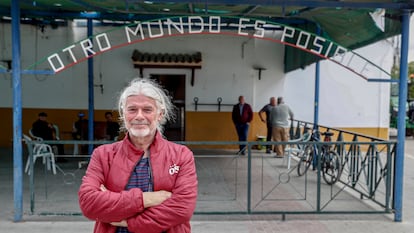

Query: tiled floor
1 138 413 233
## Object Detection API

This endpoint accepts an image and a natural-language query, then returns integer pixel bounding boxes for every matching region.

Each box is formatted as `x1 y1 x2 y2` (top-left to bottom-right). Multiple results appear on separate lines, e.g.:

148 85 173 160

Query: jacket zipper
147 150 153 192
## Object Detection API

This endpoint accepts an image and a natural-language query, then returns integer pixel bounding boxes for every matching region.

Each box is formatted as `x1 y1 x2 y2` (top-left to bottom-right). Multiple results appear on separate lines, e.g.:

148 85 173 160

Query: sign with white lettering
27 16 390 80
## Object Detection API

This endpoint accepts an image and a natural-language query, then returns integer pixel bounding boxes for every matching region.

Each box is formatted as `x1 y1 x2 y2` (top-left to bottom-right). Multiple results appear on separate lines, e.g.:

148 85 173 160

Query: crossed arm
99 184 171 227
78 146 198 232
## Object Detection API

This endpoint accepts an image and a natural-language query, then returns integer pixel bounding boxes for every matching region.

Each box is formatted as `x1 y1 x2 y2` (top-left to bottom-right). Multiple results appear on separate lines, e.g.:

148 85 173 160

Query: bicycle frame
298 129 342 185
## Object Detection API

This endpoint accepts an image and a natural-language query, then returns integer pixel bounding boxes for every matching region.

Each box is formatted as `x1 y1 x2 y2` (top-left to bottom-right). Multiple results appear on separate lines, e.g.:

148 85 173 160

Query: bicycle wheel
297 144 313 176
322 150 342 185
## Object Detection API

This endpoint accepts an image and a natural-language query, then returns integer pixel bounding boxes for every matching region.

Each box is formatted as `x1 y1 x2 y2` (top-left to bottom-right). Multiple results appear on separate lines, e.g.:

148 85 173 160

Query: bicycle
297 129 342 185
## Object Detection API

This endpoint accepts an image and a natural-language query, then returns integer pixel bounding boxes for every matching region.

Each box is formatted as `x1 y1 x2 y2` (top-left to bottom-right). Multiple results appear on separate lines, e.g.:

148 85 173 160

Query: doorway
150 74 186 141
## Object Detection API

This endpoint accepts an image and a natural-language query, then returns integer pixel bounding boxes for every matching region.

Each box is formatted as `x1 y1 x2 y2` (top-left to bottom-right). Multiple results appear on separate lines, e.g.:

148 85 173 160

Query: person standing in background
232 95 253 155
105 111 120 140
259 97 277 154
72 111 88 140
72 111 89 154
270 96 294 158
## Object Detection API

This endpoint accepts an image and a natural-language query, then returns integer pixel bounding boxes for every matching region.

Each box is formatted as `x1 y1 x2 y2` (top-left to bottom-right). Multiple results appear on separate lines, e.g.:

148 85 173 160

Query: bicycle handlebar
309 129 334 141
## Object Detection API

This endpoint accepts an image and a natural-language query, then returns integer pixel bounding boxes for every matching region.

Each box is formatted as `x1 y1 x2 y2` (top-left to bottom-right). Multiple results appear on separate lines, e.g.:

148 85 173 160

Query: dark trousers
52 144 65 155
235 123 249 152
266 123 272 151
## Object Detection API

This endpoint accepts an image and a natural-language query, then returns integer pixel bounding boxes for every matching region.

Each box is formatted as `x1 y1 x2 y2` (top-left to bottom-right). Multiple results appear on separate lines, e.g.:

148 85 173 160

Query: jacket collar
121 131 165 160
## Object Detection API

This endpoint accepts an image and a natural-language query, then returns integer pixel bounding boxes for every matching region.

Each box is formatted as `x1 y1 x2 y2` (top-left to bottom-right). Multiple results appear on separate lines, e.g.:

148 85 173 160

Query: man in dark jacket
32 112 64 155
32 112 54 140
232 95 253 155
259 97 276 153
105 111 120 140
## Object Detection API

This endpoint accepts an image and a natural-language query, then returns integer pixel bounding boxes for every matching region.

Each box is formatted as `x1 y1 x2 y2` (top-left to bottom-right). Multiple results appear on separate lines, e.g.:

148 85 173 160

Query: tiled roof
131 50 202 67
131 50 202 86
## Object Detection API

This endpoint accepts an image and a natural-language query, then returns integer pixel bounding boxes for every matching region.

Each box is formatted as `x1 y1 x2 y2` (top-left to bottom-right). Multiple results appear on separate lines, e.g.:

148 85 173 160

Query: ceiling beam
186 3 193 14
134 1 414 9
0 1 411 24
242 5 260 16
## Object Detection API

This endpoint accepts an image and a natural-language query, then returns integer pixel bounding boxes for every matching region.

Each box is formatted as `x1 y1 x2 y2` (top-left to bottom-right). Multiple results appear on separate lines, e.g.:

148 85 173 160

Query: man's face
39 116 47 122
105 114 113 122
123 95 161 138
270 97 276 106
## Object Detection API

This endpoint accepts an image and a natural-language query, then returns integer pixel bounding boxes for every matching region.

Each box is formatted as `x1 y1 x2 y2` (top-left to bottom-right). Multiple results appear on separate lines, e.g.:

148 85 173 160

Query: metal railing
23 122 396 219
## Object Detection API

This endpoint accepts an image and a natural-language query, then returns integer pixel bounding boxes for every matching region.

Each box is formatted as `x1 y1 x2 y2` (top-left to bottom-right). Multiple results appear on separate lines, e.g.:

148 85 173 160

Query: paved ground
1 138 414 233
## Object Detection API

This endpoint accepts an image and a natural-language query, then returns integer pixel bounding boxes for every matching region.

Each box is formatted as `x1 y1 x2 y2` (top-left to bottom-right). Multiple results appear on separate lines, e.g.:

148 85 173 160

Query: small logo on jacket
169 164 180 175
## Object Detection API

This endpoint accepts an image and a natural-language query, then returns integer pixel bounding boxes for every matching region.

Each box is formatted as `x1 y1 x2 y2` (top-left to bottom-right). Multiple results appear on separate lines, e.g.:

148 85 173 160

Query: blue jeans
235 123 249 152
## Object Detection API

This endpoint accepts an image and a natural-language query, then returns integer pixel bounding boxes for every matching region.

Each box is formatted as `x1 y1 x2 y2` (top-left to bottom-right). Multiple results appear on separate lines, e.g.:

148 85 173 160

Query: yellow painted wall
185 112 390 149
0 108 118 147
185 111 267 149
318 126 389 142
0 107 389 148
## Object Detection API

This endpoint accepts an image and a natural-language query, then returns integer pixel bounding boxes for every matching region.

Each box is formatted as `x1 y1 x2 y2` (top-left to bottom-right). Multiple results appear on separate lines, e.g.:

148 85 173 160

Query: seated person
72 111 88 140
105 111 120 140
32 112 64 155
72 111 89 154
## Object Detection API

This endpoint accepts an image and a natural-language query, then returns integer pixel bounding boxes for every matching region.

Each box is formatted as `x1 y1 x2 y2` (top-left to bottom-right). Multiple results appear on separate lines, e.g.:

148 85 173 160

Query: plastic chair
52 124 60 140
23 134 57 175
30 125 63 154
284 132 311 169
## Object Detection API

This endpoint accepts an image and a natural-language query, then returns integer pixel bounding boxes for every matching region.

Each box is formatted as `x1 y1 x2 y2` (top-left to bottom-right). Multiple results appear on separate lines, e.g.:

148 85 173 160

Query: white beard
129 127 151 138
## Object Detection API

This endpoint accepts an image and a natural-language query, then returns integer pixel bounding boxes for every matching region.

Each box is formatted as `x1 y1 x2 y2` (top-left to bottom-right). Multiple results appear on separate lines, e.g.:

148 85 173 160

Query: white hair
118 78 175 134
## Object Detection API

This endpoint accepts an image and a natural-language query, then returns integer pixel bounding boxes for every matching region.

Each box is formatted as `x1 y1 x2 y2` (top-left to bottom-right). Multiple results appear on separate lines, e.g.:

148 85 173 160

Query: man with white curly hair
79 78 198 233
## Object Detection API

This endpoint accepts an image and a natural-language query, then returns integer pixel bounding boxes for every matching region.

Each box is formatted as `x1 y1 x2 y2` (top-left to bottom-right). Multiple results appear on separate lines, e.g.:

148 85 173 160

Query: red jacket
232 103 253 124
78 132 198 233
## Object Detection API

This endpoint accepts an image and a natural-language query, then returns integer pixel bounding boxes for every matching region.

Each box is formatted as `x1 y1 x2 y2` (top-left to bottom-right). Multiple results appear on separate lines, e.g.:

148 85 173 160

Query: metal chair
23 134 56 175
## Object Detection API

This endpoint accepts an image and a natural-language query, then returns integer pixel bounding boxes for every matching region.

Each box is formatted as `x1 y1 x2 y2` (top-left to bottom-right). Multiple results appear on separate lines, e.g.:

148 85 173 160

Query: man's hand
143 190 172 208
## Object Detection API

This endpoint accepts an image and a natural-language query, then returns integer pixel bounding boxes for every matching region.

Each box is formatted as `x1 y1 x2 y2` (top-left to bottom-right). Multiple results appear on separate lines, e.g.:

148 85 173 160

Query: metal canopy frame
1 1 412 72
4 1 412 222
0 0 414 73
